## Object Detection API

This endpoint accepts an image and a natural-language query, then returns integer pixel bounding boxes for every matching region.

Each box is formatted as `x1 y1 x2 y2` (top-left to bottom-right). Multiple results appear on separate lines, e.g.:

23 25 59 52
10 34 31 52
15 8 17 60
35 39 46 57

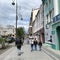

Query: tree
17 27 25 39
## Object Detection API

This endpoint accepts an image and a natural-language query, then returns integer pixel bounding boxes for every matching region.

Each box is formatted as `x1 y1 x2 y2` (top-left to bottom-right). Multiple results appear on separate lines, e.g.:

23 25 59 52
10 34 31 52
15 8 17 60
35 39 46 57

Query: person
30 38 34 52
38 41 42 51
15 38 23 55
34 38 38 51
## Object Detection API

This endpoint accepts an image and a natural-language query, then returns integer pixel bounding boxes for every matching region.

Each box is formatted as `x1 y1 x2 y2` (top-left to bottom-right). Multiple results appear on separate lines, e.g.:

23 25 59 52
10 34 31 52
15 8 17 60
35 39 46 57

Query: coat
15 38 22 49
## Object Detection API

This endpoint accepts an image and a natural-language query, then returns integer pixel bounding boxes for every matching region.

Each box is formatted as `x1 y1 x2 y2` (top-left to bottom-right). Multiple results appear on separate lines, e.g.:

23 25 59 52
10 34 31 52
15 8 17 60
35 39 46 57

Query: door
56 26 60 50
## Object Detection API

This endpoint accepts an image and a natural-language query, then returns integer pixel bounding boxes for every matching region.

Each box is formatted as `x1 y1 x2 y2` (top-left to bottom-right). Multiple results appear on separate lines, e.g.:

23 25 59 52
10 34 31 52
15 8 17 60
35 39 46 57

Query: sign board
53 14 60 23
52 31 55 35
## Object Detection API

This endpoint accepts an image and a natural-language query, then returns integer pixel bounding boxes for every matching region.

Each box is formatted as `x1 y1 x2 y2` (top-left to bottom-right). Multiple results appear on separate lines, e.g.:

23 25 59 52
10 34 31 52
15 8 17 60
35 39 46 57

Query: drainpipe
42 0 45 43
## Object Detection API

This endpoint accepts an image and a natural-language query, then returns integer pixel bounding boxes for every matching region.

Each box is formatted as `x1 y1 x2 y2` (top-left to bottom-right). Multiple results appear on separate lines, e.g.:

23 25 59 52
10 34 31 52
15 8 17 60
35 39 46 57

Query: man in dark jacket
38 41 42 51
15 38 22 55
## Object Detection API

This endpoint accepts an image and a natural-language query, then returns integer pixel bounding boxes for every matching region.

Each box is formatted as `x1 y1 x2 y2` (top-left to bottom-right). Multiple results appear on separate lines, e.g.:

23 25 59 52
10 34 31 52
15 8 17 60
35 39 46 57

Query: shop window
49 0 51 4
49 11 52 22
46 15 48 24
48 35 52 42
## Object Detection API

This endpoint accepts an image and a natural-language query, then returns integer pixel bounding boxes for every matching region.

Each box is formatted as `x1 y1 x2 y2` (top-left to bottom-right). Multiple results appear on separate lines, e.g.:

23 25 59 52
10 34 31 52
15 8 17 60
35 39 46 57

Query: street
0 43 54 60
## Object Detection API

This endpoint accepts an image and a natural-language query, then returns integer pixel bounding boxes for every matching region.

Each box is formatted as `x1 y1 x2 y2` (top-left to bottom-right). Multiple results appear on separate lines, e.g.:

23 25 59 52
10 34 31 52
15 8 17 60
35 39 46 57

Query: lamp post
12 0 18 40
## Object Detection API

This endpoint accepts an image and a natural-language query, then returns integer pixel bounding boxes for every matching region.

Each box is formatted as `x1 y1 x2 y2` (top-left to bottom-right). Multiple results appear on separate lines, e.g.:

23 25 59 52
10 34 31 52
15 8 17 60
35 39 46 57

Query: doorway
56 26 60 50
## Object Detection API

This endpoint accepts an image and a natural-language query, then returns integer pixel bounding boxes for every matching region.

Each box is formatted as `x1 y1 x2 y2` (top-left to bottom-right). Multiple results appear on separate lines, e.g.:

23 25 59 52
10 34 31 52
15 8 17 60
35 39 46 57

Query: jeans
34 45 37 50
31 44 33 51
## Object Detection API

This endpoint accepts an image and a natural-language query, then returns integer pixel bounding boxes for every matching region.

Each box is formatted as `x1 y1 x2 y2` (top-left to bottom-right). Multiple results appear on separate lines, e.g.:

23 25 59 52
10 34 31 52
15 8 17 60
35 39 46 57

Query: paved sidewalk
42 44 60 60
0 44 54 60
0 42 14 54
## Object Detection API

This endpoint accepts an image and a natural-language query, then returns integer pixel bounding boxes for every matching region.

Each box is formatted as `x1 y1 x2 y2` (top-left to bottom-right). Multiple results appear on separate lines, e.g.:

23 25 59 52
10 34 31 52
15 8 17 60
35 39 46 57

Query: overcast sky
0 0 42 32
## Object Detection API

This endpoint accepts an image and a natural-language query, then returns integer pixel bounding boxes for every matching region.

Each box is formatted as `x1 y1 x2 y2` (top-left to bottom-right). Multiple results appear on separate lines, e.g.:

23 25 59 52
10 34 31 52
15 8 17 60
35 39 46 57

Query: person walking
38 41 42 51
34 38 38 51
30 38 34 52
15 38 23 55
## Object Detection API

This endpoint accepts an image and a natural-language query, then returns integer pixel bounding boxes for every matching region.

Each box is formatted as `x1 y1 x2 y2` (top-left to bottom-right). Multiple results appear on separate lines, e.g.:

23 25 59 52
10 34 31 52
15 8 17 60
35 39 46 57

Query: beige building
0 25 15 36
28 8 39 36
29 4 44 43
28 8 39 41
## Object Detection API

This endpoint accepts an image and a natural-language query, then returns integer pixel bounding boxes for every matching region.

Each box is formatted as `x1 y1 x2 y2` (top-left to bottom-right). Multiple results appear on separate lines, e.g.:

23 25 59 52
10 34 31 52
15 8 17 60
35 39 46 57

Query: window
49 11 52 22
49 0 51 3
46 15 48 24
13 29 14 33
46 2 48 7
46 12 51 24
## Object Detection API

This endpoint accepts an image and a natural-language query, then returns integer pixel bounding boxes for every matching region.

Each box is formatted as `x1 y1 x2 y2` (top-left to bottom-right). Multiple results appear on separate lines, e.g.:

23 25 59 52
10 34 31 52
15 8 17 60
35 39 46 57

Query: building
52 0 60 50
29 4 44 43
28 12 33 36
39 4 44 43
42 0 60 50
0 25 15 37
29 8 39 36
32 5 44 43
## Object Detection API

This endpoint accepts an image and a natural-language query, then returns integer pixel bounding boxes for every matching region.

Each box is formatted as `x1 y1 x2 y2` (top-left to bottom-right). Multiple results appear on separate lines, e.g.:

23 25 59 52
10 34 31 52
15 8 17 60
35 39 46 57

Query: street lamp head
12 1 15 5
21 17 23 20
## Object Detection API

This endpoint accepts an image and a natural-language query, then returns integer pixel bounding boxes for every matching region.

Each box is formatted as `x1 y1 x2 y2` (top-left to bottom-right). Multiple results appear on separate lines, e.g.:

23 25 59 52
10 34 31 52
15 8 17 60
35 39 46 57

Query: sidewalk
0 43 14 54
42 44 60 60
0 44 54 60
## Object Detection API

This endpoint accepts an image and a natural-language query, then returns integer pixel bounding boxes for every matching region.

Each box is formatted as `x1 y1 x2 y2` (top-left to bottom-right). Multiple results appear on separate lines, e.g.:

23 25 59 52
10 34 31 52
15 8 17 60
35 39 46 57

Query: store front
52 14 60 50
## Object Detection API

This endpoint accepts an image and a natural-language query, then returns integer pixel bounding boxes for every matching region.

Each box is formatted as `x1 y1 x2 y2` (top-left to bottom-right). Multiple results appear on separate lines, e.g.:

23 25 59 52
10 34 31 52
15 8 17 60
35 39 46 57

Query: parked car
7 37 15 43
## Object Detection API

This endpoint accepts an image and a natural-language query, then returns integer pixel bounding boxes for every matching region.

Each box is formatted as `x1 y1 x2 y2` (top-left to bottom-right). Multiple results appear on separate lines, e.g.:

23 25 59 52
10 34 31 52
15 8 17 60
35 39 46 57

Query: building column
54 0 59 16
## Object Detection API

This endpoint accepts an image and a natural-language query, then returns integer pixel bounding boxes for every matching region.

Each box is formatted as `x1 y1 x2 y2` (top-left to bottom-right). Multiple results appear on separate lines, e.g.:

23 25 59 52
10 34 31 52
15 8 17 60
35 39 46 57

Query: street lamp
12 0 23 40
12 0 18 41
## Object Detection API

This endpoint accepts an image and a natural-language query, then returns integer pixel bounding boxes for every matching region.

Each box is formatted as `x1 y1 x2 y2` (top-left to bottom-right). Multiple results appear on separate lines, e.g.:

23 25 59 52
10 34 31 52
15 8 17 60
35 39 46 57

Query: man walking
38 41 42 51
15 38 23 55
30 38 34 52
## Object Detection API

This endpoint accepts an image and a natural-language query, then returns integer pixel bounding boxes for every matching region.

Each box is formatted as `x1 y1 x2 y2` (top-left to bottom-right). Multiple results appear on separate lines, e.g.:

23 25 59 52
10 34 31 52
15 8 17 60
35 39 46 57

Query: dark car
7 37 15 43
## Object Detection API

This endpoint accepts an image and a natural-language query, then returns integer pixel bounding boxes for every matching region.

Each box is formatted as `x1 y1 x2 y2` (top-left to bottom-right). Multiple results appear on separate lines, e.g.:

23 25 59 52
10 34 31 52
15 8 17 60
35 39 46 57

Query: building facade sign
52 31 55 35
53 14 60 23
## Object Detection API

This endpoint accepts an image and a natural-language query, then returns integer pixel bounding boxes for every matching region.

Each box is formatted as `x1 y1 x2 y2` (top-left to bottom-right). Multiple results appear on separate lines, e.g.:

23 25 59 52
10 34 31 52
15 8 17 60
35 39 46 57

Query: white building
0 25 15 36
32 4 44 42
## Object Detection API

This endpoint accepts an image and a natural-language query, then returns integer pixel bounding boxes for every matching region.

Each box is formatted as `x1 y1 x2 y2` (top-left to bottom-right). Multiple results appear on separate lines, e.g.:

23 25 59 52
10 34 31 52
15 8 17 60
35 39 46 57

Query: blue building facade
42 0 60 50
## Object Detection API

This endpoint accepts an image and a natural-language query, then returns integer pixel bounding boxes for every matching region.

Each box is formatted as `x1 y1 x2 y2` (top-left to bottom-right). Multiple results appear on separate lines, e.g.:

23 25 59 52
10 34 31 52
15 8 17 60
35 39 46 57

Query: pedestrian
34 38 38 51
30 38 34 52
38 41 42 51
15 37 23 55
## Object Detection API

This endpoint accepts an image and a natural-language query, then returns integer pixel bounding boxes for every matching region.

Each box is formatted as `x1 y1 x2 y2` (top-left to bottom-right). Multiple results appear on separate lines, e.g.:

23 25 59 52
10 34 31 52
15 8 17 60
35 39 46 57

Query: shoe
18 53 21 56
31 50 33 52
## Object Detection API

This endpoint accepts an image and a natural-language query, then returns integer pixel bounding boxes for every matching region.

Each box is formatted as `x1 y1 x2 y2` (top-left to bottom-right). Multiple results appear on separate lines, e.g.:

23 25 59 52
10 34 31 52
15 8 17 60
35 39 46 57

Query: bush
0 38 7 48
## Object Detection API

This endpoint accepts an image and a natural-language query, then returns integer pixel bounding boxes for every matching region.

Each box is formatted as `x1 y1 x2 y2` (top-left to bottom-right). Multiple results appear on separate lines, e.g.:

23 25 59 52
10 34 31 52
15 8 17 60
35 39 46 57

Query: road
0 44 54 60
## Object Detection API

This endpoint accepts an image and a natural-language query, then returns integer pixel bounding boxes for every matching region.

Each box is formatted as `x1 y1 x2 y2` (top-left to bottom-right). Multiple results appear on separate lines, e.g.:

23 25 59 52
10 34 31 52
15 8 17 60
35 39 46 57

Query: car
7 37 15 43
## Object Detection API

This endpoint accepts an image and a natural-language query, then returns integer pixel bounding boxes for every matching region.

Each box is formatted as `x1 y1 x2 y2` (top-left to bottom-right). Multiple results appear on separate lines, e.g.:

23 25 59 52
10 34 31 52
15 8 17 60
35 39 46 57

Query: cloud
0 0 42 32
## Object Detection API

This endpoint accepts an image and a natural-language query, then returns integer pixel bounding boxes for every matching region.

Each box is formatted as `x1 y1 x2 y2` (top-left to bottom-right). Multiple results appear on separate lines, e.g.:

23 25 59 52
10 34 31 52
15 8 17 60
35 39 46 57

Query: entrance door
56 26 60 50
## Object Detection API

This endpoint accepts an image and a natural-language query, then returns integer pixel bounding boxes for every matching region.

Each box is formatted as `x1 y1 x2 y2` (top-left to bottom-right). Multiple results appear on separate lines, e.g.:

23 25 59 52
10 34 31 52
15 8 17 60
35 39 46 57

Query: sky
0 0 42 32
